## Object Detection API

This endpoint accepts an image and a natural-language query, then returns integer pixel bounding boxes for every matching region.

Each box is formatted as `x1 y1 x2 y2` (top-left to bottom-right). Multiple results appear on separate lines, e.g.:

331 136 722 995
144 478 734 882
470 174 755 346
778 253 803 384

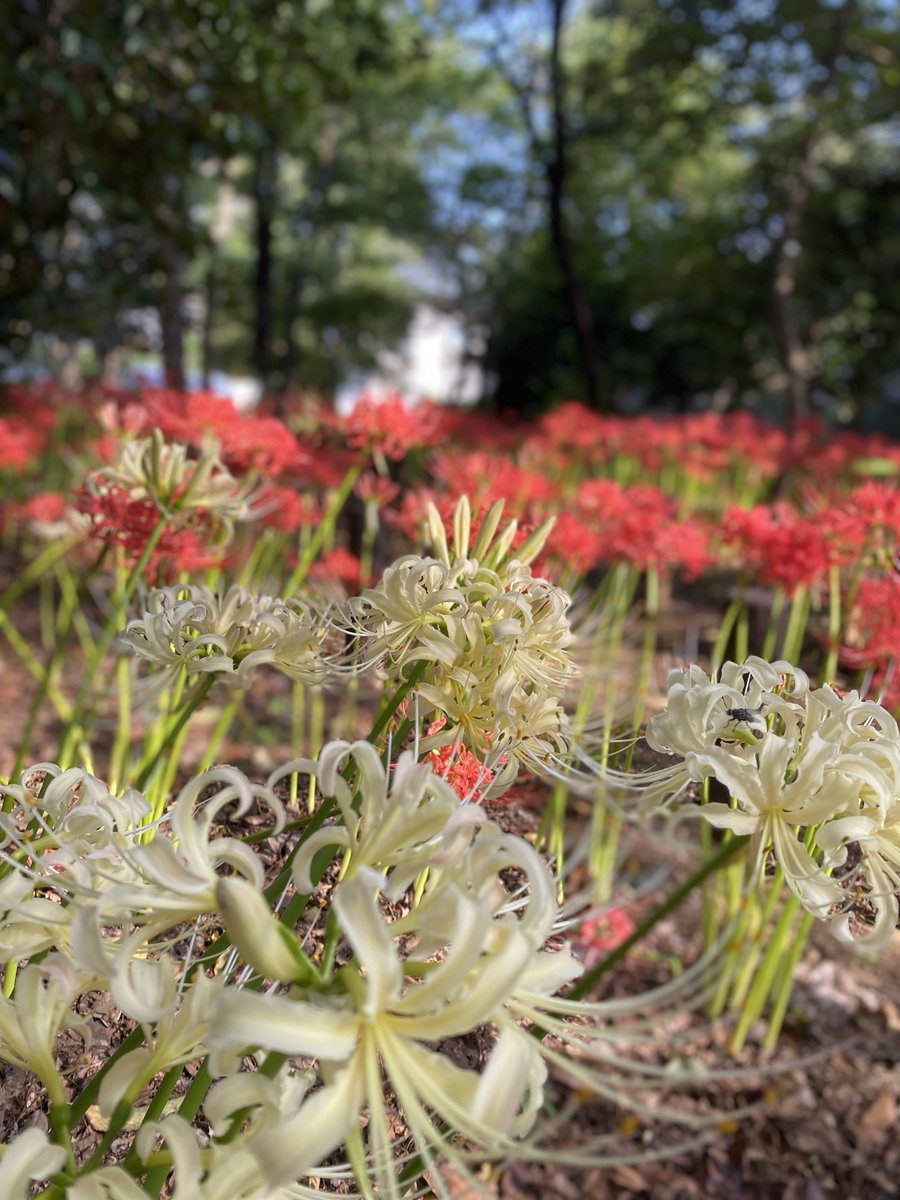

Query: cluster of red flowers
77 486 222 578
6 381 900 706
343 392 452 461
574 907 635 968
423 718 494 803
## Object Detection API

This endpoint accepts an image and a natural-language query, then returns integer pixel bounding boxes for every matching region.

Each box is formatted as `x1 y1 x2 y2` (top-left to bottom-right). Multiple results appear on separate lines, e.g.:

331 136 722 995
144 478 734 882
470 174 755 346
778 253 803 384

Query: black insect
725 706 763 724
722 703 767 735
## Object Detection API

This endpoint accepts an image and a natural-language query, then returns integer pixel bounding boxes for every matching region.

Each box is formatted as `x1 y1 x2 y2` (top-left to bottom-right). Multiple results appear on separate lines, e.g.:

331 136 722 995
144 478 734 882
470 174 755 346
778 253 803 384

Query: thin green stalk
196 696 239 774
136 675 215 793
779 586 810 664
821 563 842 684
711 597 743 673
761 590 786 661
108 655 132 794
729 889 802 1053
0 538 78 614
284 458 363 595
583 565 633 890
0 609 72 721
58 518 168 767
763 908 815 1050
734 602 749 662
725 870 784 1012
291 681 305 807
367 663 426 747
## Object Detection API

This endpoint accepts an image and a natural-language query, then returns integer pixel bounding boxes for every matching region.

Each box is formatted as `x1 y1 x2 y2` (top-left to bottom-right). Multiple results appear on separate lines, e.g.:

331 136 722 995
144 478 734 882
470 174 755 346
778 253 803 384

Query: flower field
0 386 898 1198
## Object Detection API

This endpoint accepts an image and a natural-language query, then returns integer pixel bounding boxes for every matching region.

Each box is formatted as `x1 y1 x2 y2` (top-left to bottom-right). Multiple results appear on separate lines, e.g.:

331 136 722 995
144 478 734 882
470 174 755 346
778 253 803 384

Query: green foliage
3 0 900 417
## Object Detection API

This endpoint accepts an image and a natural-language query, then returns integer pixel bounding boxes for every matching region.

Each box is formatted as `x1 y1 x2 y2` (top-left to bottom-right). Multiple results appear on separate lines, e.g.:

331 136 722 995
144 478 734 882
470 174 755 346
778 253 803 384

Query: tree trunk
281 265 303 394
770 0 854 422
253 144 278 393
160 239 185 391
201 257 216 390
547 0 604 411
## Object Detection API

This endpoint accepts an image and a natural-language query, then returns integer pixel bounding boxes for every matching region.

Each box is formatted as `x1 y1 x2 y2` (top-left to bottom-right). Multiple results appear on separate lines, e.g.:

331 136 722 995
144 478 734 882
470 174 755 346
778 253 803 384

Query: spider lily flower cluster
0 746 722 1199
347 497 578 790
88 429 264 530
120 584 334 702
645 656 900 950
79 430 268 574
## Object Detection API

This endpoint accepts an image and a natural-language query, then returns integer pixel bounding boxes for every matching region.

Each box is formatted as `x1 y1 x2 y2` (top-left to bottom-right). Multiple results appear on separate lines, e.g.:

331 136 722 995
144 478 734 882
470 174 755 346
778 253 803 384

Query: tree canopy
3 0 899 420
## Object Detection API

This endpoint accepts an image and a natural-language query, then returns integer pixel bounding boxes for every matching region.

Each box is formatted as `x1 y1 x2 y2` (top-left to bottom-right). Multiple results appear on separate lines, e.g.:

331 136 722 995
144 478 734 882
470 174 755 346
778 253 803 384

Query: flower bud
216 876 311 983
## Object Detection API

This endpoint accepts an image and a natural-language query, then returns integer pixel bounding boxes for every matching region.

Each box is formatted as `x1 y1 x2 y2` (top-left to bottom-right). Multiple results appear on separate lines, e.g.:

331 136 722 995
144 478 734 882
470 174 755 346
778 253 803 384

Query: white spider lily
0 958 90 1102
817 807 900 950
120 585 330 703
207 871 567 1198
643 658 808 796
686 734 843 916
97 972 223 1118
0 1128 67 1198
283 740 469 892
87 428 264 535
346 496 578 790
216 875 314 983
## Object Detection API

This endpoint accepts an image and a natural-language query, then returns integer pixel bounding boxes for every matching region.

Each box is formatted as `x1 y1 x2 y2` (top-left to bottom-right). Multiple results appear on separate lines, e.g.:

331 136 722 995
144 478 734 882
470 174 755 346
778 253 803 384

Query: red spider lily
424 717 493 802
539 512 603 576
309 547 366 593
430 450 555 516
720 504 836 595
382 486 442 541
534 400 612 454
839 574 900 709
344 393 450 460
820 482 900 568
256 485 322 532
18 492 67 524
77 486 222 579
574 907 635 968
149 392 308 476
354 472 400 508
0 416 48 471
553 481 712 578
841 574 900 668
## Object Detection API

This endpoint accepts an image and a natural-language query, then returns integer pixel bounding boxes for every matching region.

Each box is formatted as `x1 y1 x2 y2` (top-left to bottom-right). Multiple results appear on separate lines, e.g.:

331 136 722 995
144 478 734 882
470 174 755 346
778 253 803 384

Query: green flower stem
821 563 843 684
725 870 784 1011
537 785 568 895
53 558 94 654
0 609 72 721
763 908 815 1050
761 590 786 661
708 885 760 1018
367 663 426 747
58 519 169 768
734 601 749 662
108 655 133 794
309 687 325 760
699 785 716 953
780 585 810 664
47 1094 76 1174
567 835 750 1001
195 695 239 774
284 457 364 595
729 888 803 1054
109 1060 184 1186
136 675 215 794
584 564 635 898
711 597 744 674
